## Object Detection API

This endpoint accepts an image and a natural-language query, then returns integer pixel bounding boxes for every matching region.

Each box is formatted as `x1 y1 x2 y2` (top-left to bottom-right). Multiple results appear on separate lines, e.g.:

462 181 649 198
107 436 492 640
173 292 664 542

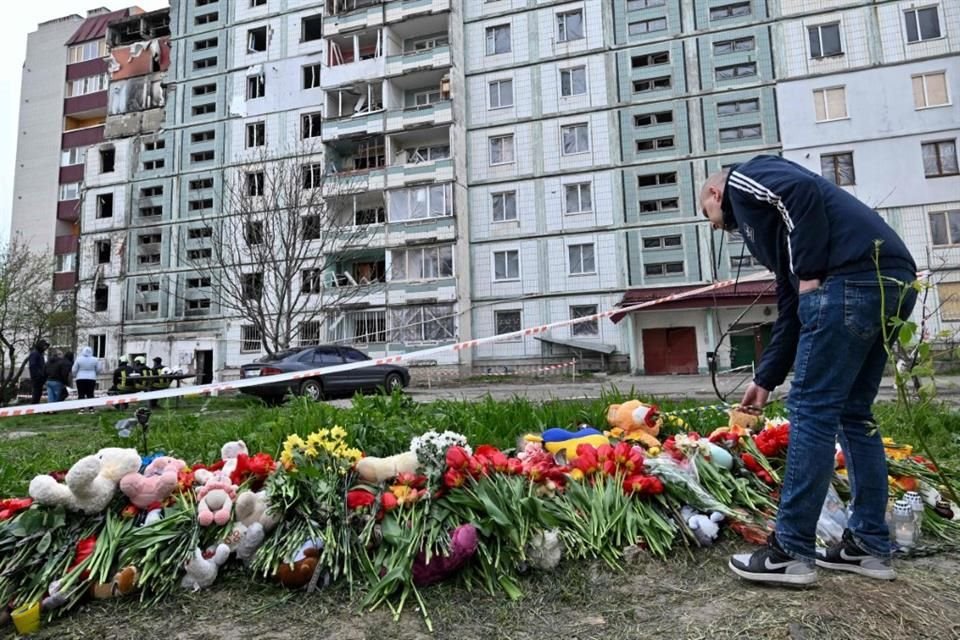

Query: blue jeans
46 380 65 404
776 268 916 562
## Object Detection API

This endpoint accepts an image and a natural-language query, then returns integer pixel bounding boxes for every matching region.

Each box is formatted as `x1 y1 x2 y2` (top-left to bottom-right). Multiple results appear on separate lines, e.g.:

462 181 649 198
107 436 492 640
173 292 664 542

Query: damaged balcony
330 192 388 250
335 251 387 287
324 137 387 194
386 127 453 189
322 83 385 140
323 29 386 90
323 0 384 38
385 0 451 24
107 9 171 47
385 69 452 132
385 16 450 77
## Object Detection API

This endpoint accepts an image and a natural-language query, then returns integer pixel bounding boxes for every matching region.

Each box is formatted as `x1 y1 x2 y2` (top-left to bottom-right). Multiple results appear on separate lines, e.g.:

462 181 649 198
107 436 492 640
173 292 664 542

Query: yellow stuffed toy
605 400 662 454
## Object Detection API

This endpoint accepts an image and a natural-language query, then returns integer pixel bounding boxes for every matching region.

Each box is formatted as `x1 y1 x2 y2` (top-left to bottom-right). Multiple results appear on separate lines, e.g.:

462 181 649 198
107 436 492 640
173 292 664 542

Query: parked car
239 345 409 405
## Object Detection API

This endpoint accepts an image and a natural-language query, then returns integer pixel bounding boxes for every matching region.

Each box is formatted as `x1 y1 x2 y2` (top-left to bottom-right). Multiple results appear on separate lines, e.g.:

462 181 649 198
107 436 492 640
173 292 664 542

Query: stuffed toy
181 544 231 591
728 407 762 431
523 427 608 461
229 490 279 564
29 448 142 514
680 505 725 546
412 523 478 586
43 538 139 610
525 529 562 571
220 440 249 479
355 451 419 483
605 401 662 452
196 476 237 526
119 456 187 510
277 540 323 589
194 440 249 484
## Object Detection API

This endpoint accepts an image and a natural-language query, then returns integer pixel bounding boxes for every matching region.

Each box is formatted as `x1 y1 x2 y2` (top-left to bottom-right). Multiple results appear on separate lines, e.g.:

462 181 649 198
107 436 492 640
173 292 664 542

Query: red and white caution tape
0 273 769 418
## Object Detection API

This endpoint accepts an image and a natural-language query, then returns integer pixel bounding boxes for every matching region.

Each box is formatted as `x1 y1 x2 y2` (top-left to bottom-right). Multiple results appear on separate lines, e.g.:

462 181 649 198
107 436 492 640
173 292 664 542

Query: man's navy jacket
720 155 916 391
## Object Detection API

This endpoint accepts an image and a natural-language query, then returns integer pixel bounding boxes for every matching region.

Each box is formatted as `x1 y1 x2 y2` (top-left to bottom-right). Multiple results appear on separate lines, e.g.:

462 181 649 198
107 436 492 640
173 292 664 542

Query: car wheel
299 379 324 402
384 373 404 393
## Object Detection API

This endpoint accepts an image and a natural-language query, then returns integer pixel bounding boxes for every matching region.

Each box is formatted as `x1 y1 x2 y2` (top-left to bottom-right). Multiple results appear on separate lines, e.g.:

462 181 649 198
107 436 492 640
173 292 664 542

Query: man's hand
798 278 821 293
739 382 770 415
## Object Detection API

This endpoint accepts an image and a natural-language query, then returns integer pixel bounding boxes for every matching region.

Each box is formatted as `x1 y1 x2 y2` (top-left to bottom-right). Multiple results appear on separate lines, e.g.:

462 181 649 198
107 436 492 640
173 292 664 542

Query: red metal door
642 327 698 374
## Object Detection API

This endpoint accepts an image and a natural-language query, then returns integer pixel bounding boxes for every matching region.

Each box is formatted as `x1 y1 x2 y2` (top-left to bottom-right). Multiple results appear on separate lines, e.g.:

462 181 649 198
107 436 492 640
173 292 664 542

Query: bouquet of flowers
253 427 362 585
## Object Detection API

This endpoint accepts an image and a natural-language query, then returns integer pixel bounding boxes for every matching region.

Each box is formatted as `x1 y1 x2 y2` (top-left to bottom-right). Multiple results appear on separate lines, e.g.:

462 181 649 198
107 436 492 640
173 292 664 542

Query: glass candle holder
891 499 919 549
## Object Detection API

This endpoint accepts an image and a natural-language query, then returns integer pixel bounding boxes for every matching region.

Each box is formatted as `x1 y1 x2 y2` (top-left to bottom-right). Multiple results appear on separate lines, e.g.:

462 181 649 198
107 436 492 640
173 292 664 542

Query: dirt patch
22 544 960 640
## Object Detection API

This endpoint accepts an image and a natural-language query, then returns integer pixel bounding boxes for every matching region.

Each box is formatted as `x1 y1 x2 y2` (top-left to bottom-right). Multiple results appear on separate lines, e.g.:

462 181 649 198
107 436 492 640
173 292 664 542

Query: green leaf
898 323 916 346
36 531 52 554
380 516 405 546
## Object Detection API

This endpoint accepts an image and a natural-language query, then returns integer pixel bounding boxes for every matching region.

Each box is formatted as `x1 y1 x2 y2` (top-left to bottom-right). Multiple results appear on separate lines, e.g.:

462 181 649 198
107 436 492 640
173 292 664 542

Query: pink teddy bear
196 477 237 527
119 456 187 510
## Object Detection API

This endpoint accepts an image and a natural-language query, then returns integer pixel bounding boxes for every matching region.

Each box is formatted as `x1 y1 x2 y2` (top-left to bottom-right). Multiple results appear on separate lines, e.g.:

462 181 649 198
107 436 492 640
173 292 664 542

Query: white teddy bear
680 505 725 546
194 440 249 485
29 448 142 514
180 544 231 591
226 490 279 565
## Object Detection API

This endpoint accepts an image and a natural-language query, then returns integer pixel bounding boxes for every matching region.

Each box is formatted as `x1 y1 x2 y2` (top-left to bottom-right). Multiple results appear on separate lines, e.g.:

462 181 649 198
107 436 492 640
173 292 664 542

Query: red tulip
467 455 488 478
623 474 663 495
572 444 599 475
0 498 32 521
121 504 139 519
506 458 524 475
443 468 465 489
347 489 376 511
445 446 471 470
475 444 501 459
380 492 399 512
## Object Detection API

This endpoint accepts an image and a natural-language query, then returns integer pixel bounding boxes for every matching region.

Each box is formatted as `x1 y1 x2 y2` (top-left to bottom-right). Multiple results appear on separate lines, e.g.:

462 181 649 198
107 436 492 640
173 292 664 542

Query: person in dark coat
28 339 49 404
44 351 71 404
60 351 74 401
700 155 916 586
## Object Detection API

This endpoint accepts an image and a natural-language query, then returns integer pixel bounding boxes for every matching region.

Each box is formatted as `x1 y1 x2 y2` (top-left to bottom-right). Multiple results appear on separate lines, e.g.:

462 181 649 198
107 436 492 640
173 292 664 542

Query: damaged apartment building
75 9 181 376
74 0 469 381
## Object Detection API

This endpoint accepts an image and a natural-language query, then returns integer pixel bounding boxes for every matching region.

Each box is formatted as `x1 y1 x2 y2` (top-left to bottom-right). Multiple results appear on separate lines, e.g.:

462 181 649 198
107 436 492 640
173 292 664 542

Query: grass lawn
2 387 960 639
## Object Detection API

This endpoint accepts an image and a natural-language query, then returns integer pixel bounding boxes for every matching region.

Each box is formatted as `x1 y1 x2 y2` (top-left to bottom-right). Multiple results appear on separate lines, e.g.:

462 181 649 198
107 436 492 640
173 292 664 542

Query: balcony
57 200 81 222
386 127 453 188
323 0 384 37
386 99 452 133
323 84 385 140
64 91 108 118
66 58 107 81
54 235 79 255
59 164 85 184
323 30 385 90
385 0 450 24
386 44 450 78
62 125 105 148
53 272 77 291
325 137 387 194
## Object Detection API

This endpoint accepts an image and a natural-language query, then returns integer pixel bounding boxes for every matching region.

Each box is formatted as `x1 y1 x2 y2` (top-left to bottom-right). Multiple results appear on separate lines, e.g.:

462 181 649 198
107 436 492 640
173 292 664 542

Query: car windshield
252 349 304 363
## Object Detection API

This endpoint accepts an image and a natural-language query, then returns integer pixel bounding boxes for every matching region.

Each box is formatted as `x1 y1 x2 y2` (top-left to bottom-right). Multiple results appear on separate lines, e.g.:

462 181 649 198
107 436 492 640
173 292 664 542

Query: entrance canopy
610 280 776 323
534 335 617 355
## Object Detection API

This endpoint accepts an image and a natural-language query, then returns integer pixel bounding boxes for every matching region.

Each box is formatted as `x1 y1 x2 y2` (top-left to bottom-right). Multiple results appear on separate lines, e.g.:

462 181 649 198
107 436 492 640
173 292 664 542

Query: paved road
371 373 960 406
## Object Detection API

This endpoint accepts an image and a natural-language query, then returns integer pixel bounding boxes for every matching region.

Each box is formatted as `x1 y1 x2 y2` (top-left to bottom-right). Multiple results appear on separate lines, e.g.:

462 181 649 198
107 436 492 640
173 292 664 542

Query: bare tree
182 145 385 357
0 238 76 404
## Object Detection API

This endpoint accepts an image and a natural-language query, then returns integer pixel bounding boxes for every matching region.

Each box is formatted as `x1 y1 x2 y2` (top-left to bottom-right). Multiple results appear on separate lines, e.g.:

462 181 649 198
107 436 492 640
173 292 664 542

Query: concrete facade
776 0 960 336
10 15 85 256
